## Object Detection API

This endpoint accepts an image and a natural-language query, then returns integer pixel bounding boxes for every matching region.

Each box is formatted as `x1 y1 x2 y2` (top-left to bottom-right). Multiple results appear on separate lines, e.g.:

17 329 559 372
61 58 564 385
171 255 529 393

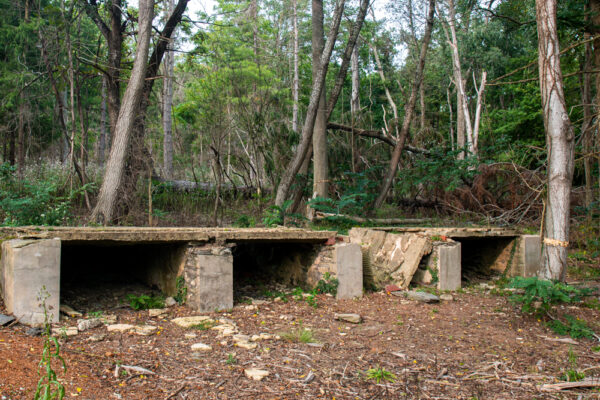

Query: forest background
0 0 598 276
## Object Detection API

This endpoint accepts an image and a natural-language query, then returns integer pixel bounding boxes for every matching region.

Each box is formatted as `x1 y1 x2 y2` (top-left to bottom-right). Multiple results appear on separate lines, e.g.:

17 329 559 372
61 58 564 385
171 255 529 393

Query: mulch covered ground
2 281 600 400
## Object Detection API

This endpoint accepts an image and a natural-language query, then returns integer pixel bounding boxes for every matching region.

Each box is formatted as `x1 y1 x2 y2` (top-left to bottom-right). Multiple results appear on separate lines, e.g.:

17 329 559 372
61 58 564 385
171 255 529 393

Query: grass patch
281 325 317 344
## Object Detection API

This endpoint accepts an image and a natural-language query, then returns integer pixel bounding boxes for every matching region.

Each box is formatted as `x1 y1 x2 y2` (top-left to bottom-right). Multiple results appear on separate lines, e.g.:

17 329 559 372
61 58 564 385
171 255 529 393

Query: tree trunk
90 0 154 224
581 26 593 211
591 0 600 204
311 0 329 209
535 0 575 281
162 0 175 179
274 0 346 207
351 43 360 171
292 0 300 133
98 76 108 166
373 0 436 210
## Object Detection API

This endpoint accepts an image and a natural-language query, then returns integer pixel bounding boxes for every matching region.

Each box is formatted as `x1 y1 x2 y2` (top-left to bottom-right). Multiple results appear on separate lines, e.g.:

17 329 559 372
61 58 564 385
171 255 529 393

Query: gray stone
244 368 269 381
191 343 212 351
60 305 82 318
164 297 177 307
77 318 102 331
521 235 541 277
335 243 363 300
25 327 43 336
52 326 78 337
184 246 233 312
106 324 135 333
1 239 61 326
404 291 440 303
148 308 168 317
0 314 15 326
440 294 454 301
334 313 362 324
438 243 461 291
87 333 106 342
171 316 213 328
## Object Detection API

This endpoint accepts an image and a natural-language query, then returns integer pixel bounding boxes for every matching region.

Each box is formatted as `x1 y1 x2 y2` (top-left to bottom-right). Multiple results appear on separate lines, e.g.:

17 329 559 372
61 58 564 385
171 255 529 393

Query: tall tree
90 0 154 223
162 0 176 179
535 0 575 280
373 0 436 210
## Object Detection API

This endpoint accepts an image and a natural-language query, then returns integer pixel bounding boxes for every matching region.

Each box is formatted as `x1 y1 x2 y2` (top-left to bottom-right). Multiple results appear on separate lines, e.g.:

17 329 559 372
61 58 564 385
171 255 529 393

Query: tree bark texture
162 0 175 179
98 76 107 166
274 0 346 207
311 0 329 203
535 0 575 281
373 0 436 210
91 0 154 224
292 0 300 133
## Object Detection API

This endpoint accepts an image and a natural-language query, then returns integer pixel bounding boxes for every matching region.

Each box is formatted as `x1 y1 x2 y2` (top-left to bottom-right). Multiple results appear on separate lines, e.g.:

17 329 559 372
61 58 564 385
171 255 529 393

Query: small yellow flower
77 388 82 393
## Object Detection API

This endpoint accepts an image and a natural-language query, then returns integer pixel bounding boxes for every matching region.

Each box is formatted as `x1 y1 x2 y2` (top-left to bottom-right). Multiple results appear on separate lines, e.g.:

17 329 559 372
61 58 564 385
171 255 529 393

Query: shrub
126 294 165 310
508 277 592 314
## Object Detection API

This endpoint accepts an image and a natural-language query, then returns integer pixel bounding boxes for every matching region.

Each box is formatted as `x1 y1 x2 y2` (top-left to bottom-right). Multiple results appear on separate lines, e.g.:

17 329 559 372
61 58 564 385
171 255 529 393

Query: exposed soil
2 281 600 400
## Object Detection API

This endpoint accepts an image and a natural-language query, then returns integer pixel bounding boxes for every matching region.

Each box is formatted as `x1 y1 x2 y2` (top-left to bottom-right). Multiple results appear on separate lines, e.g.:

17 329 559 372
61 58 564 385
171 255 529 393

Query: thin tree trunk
91 0 154 224
311 0 328 207
591 0 600 203
373 0 436 210
98 76 107 166
535 0 575 281
582 30 594 210
275 0 345 206
351 43 360 172
472 70 487 154
292 0 300 133
162 0 175 179
371 45 399 138
17 93 25 178
447 84 455 150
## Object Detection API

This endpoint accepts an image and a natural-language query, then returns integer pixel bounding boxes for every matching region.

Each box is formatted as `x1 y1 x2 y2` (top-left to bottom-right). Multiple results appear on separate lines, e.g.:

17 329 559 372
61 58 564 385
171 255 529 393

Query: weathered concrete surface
335 243 363 299
511 235 541 277
184 245 233 312
0 227 336 243
350 228 432 289
1 239 61 326
350 226 519 238
438 243 461 291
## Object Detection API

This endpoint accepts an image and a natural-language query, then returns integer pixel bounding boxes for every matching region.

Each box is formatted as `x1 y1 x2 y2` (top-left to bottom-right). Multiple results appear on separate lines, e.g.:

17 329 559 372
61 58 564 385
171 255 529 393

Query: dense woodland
0 0 598 277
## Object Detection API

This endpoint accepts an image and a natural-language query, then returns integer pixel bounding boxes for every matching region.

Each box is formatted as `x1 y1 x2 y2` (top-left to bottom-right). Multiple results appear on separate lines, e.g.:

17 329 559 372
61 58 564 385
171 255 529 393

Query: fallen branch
540 379 600 391
314 212 431 225
327 122 431 155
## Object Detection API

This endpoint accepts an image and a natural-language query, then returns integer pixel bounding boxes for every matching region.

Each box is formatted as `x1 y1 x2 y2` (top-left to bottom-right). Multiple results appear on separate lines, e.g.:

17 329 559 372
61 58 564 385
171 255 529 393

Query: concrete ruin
0 227 366 326
0 226 542 326
349 227 541 291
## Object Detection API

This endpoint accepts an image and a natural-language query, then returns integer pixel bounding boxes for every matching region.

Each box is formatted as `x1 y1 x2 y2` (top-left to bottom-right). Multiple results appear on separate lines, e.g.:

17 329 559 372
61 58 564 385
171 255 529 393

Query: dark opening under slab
454 237 516 283
60 242 186 312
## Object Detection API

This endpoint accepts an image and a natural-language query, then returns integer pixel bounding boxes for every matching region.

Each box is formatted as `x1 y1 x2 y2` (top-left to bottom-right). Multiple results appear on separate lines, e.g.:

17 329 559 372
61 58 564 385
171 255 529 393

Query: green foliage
547 315 595 339
0 163 92 226
262 199 306 227
365 366 396 384
190 320 215 331
35 288 66 400
314 272 339 295
174 276 187 305
508 277 592 314
562 349 585 382
126 294 165 310
234 215 256 228
281 324 316 344
225 353 237 365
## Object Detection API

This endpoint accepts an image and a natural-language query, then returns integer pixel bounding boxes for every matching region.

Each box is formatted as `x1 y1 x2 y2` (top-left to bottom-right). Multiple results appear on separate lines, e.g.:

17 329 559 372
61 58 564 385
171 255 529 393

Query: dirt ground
2 279 600 400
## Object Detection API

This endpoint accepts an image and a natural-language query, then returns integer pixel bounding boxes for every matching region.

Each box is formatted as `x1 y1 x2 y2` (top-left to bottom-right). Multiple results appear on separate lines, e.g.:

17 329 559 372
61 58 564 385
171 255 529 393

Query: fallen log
152 177 269 196
540 379 600 391
314 211 431 224
327 122 431 155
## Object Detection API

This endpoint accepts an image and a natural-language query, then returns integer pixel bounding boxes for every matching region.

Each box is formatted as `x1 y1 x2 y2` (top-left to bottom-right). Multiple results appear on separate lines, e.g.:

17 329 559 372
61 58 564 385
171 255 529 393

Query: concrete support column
184 244 233 312
1 239 61 326
438 242 461 291
335 243 363 299
512 235 541 277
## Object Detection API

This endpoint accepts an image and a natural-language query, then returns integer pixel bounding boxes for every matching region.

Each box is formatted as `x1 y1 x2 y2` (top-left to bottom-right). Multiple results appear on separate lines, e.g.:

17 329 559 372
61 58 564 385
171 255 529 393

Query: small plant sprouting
365 366 396 384
281 324 316 344
314 272 339 296
563 348 585 382
126 294 165 310
34 287 66 400
508 277 592 314
88 310 103 318
225 353 237 365
174 276 187 305
190 320 215 331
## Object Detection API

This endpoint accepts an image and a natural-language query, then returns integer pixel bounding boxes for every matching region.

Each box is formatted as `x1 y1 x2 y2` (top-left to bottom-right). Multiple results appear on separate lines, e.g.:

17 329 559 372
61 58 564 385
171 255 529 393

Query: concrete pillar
438 243 461 291
184 244 233 312
519 235 541 277
1 239 61 326
335 243 363 299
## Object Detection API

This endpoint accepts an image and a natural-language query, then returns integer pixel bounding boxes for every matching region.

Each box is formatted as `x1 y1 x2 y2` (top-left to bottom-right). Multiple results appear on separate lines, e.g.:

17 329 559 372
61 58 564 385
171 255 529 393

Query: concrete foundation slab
512 235 541 277
184 245 233 312
1 239 61 326
335 243 363 300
